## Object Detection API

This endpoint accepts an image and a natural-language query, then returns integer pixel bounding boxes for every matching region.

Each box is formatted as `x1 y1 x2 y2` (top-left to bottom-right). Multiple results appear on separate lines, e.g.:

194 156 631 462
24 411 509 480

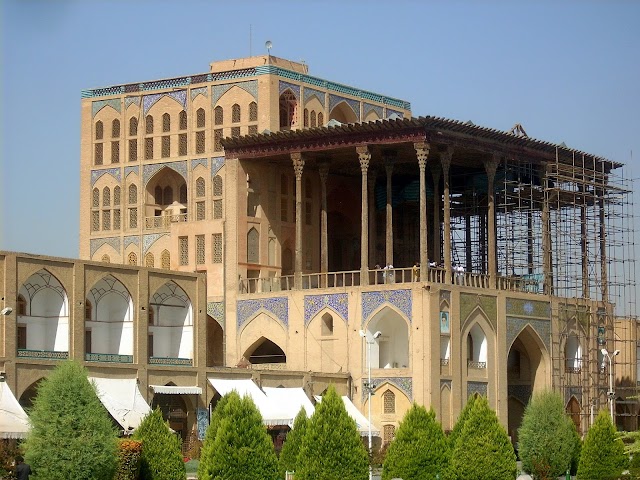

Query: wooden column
357 146 371 286
292 152 305 289
541 164 553 295
430 163 441 265
319 162 330 276
485 155 499 288
368 169 378 268
415 143 430 280
384 153 395 267
441 147 453 283
599 188 608 303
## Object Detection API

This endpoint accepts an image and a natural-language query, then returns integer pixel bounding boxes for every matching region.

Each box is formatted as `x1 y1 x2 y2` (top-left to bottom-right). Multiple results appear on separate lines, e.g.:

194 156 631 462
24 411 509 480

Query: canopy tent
90 377 151 432
149 385 202 395
263 387 315 419
315 395 380 437
208 378 294 426
0 381 30 439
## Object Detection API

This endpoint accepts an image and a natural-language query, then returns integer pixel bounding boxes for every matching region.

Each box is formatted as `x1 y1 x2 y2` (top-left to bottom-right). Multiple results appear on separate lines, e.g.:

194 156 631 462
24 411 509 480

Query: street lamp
360 329 382 480
601 348 620 423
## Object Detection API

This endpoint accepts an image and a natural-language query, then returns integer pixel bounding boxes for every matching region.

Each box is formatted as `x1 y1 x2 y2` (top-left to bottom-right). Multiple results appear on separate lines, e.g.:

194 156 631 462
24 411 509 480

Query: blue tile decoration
91 168 122 186
211 156 225 176
303 87 325 105
329 94 361 122
385 109 404 119
506 298 551 319
361 290 412 325
125 96 141 109
143 90 187 115
278 81 301 100
363 103 383 120
304 293 348 325
143 233 168 253
92 99 122 117
237 297 288 329
123 236 140 248
191 158 209 170
196 407 209 440
207 301 225 329
508 384 532 406
124 166 140 178
212 80 258 105
143 161 188 185
506 317 551 353
90 237 121 257
467 381 487 398
364 377 412 403
191 87 209 100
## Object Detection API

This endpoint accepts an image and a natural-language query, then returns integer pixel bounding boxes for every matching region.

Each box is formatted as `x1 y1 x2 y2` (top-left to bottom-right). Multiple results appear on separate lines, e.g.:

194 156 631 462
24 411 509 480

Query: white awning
263 387 315 422
315 395 380 437
208 378 293 426
90 377 151 432
150 385 202 395
0 381 30 439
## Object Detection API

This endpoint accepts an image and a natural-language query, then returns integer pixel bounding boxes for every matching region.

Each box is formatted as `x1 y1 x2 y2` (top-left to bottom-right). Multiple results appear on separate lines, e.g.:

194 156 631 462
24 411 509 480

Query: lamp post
360 329 381 480
601 348 620 423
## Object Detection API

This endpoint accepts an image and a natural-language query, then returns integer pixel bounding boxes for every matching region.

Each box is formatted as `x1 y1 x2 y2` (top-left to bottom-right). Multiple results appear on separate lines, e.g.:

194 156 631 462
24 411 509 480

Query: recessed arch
364 305 410 369
243 336 286 365
149 281 193 360
19 378 45 410
566 396 581 432
329 101 357 124
279 89 298 130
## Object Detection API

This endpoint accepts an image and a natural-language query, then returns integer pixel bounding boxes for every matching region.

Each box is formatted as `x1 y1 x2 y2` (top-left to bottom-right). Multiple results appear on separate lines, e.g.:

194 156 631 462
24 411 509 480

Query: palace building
1 54 638 447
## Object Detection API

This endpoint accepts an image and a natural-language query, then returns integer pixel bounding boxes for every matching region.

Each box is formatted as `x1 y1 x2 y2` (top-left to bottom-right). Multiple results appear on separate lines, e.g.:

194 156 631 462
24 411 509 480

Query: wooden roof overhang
222 116 622 178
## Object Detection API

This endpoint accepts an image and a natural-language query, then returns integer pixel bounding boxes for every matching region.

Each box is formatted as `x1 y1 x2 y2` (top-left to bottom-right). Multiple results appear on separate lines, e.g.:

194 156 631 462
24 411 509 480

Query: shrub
23 361 118 480
198 391 240 480
205 393 278 480
132 409 185 480
296 386 368 480
382 404 452 480
278 408 309 478
114 439 142 480
577 410 627 480
450 395 517 480
518 390 579 479
448 393 477 448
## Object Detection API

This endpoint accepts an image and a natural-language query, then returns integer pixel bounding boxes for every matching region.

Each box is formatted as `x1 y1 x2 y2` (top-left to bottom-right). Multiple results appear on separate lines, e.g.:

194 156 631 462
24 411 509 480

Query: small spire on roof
465 120 475 126
559 141 567 148
509 123 529 138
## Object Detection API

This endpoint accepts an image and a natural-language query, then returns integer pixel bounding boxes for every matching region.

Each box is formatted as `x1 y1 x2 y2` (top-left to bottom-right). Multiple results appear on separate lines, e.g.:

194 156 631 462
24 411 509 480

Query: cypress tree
518 390 579 479
278 407 309 478
577 409 627 480
296 385 368 480
447 393 477 448
132 409 185 480
207 394 279 480
382 404 452 480
23 360 118 480
197 391 240 480
450 395 517 480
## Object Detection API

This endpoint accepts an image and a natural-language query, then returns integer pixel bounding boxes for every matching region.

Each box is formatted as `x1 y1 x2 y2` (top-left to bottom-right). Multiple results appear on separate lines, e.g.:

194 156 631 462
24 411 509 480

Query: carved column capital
291 152 305 179
440 146 453 173
484 154 499 179
356 145 371 172
414 142 430 168
318 161 330 182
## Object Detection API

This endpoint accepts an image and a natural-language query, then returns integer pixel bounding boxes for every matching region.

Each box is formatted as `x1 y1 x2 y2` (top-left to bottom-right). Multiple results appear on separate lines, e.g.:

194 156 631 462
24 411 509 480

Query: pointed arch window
279 91 297 129
145 115 154 134
232 104 241 123
92 188 100 208
103 187 111 207
95 121 104 140
154 186 162 205
145 252 154 268
112 119 120 138
318 112 324 127
213 176 223 196
383 424 396 444
129 117 138 136
383 390 396 414
247 228 259 263
128 184 137 204
162 113 170 132
197 108 206 128
303 109 309 127
161 250 170 269
179 110 187 130
17 294 26 316
311 111 317 128
128 252 137 265
214 106 223 125
179 184 187 204
196 177 206 197
113 186 121 206
249 102 258 121
565 333 582 373
467 324 488 369
321 312 334 336
163 186 173 205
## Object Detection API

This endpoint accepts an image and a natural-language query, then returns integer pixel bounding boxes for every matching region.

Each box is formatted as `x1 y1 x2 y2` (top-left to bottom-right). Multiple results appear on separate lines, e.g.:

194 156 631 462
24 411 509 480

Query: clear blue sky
1 1 639 309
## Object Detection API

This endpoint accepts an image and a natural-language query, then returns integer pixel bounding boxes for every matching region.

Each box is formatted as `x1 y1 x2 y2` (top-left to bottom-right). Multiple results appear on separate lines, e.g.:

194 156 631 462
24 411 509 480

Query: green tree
577 410 627 480
518 390 580 479
296 385 368 480
206 393 278 480
382 404 452 480
448 393 477 448
132 409 185 480
198 391 240 480
23 360 118 480
278 408 309 478
450 395 517 480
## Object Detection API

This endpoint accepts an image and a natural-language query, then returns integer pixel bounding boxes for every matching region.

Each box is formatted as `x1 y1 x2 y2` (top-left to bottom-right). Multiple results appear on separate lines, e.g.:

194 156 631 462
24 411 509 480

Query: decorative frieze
237 297 289 329
304 293 348 325
361 290 412 325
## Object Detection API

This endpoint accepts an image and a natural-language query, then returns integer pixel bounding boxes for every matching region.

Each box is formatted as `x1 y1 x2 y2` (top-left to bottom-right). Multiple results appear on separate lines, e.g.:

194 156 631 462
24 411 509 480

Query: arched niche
364 306 410 369
206 316 224 367
149 281 193 360
243 336 286 365
329 101 357 124
239 312 287 365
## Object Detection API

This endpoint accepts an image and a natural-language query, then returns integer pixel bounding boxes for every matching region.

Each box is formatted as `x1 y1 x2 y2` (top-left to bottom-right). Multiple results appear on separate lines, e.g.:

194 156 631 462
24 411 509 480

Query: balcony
467 361 487 369
144 213 187 231
17 349 69 360
148 356 192 366
85 353 133 363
